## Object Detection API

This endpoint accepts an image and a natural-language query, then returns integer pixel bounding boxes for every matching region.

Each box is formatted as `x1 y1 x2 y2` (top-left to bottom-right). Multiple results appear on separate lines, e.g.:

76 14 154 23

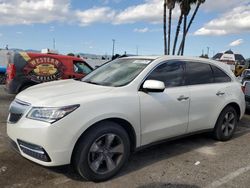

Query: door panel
187 83 231 132
139 87 190 145
185 62 232 132
139 60 189 146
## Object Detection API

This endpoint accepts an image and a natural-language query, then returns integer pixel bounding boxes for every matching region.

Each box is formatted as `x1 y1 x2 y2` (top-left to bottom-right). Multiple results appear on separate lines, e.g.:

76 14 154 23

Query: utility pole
136 46 139 55
112 39 115 57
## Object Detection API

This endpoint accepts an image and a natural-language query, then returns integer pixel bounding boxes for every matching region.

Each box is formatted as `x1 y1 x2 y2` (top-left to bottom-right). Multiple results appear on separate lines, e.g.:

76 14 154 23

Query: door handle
177 95 189 101
216 91 225 96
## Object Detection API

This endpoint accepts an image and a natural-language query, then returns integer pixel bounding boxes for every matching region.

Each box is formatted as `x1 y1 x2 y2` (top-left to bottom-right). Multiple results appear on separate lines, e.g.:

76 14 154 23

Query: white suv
7 56 245 181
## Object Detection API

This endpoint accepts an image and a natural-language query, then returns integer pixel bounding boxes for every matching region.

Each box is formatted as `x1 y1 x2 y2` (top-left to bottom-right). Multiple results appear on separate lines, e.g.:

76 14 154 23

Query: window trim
138 59 233 91
210 64 232 84
138 60 186 91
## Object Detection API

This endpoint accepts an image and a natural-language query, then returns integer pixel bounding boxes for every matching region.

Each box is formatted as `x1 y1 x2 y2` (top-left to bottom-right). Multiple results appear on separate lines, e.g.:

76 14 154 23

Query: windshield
82 58 152 87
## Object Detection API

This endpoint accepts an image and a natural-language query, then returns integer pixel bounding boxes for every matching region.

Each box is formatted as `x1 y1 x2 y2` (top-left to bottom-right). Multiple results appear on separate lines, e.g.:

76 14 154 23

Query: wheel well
71 118 137 163
226 102 241 121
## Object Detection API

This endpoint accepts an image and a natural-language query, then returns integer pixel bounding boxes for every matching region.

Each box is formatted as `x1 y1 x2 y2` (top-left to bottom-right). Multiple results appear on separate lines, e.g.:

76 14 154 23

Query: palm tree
172 0 183 55
178 0 206 55
163 0 167 55
179 0 197 55
167 0 176 55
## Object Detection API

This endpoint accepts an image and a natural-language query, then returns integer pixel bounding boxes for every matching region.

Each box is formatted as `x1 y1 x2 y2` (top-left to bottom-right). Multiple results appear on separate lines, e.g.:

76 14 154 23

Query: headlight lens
26 104 80 123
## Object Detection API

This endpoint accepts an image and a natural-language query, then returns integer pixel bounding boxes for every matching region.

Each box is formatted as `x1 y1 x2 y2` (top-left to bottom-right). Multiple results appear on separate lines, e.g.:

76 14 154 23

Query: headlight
26 104 80 123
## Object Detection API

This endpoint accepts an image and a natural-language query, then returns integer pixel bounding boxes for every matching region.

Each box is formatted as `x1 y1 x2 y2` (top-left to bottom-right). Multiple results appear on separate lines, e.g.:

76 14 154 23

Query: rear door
186 61 232 132
139 60 190 145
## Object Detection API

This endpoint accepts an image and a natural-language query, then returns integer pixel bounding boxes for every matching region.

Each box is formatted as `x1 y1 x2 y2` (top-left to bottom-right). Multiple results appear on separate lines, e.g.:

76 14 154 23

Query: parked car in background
240 69 250 84
5 50 93 94
7 56 245 182
0 65 6 84
242 81 250 109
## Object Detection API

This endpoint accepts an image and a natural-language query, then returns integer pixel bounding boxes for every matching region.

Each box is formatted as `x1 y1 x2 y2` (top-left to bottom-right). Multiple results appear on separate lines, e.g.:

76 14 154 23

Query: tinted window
211 65 231 83
186 62 213 85
146 61 185 88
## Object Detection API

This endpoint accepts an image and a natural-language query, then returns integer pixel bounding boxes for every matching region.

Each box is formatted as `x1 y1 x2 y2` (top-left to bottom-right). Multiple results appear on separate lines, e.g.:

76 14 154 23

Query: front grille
17 139 51 162
8 99 30 124
8 113 22 123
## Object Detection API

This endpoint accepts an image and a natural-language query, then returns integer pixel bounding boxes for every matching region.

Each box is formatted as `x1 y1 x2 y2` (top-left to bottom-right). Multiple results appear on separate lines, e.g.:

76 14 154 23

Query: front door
139 61 190 145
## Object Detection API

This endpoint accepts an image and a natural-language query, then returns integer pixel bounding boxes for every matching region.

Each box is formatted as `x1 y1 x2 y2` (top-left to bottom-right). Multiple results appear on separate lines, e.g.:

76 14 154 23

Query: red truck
5 51 93 94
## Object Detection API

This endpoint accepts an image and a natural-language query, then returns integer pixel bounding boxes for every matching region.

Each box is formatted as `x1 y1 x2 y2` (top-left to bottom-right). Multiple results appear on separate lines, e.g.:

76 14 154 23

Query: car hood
15 79 114 106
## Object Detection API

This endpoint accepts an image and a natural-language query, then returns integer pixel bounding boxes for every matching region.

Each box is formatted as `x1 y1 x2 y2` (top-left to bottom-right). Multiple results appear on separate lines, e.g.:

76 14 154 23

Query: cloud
16 31 23 34
113 0 179 24
76 7 116 26
0 0 178 26
202 0 246 12
194 5 250 36
229 39 244 47
100 0 122 4
134 27 149 33
0 0 70 25
133 27 162 33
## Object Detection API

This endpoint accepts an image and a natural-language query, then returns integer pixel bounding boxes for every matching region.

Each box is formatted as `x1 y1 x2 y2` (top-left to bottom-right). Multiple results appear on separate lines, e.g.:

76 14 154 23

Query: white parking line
205 165 250 188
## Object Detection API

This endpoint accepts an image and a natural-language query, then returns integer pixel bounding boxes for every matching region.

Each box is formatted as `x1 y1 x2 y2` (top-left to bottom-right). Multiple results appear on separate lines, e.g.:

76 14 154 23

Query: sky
0 0 249 58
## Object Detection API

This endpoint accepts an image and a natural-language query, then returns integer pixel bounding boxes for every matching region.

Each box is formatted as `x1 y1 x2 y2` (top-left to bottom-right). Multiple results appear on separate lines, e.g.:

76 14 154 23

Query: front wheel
213 106 238 141
73 121 130 182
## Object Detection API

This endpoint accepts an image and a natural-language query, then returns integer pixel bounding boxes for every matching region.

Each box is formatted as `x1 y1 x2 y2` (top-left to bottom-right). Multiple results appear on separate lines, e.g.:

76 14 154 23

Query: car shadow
48 125 249 182
245 109 250 115
137 182 200 188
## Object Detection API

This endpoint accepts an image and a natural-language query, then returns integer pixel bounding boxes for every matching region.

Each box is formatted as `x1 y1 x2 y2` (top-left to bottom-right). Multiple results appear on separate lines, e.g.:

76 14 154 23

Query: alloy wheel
88 133 124 174
221 112 236 137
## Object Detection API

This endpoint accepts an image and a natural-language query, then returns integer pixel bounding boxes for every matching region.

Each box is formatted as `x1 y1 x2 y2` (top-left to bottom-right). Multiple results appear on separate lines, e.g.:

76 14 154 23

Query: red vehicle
6 51 93 94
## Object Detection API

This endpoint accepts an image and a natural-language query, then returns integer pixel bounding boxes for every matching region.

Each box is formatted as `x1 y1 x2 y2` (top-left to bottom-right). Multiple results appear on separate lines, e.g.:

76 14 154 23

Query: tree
177 0 206 55
179 0 197 55
163 0 167 55
172 0 183 55
167 0 176 55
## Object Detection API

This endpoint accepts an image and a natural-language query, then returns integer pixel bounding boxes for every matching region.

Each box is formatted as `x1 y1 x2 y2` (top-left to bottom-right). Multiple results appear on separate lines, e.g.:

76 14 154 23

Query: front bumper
7 118 76 167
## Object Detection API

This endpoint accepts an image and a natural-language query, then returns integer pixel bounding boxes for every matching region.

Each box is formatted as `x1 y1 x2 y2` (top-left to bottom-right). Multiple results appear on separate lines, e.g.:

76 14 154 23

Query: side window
186 62 213 85
73 61 92 74
211 65 231 83
146 61 185 88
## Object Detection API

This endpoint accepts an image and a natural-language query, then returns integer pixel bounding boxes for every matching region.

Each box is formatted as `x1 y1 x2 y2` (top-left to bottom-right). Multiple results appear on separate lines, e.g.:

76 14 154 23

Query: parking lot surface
0 86 250 188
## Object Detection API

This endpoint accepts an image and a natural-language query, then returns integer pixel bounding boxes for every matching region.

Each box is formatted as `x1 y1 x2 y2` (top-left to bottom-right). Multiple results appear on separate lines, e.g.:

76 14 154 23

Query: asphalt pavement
0 85 250 188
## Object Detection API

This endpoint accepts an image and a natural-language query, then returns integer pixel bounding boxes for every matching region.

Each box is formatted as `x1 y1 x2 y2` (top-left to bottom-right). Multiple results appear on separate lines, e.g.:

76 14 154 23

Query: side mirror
142 80 165 93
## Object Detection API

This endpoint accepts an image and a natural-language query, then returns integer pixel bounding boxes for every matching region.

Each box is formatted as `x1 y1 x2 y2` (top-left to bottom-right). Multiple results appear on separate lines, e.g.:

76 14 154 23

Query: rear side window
211 65 231 83
73 61 92 75
146 61 185 88
186 62 213 85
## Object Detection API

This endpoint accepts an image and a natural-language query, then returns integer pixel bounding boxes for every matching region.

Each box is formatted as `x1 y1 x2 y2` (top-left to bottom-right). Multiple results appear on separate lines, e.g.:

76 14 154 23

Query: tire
72 121 130 182
213 106 238 141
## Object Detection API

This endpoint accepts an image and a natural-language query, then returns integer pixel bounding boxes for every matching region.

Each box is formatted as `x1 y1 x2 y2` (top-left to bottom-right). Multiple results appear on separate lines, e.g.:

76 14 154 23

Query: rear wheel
73 121 130 182
213 106 238 141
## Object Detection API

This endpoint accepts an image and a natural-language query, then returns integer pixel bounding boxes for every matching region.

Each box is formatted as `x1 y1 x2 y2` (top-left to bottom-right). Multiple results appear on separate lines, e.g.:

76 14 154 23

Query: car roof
121 55 229 67
120 55 234 77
